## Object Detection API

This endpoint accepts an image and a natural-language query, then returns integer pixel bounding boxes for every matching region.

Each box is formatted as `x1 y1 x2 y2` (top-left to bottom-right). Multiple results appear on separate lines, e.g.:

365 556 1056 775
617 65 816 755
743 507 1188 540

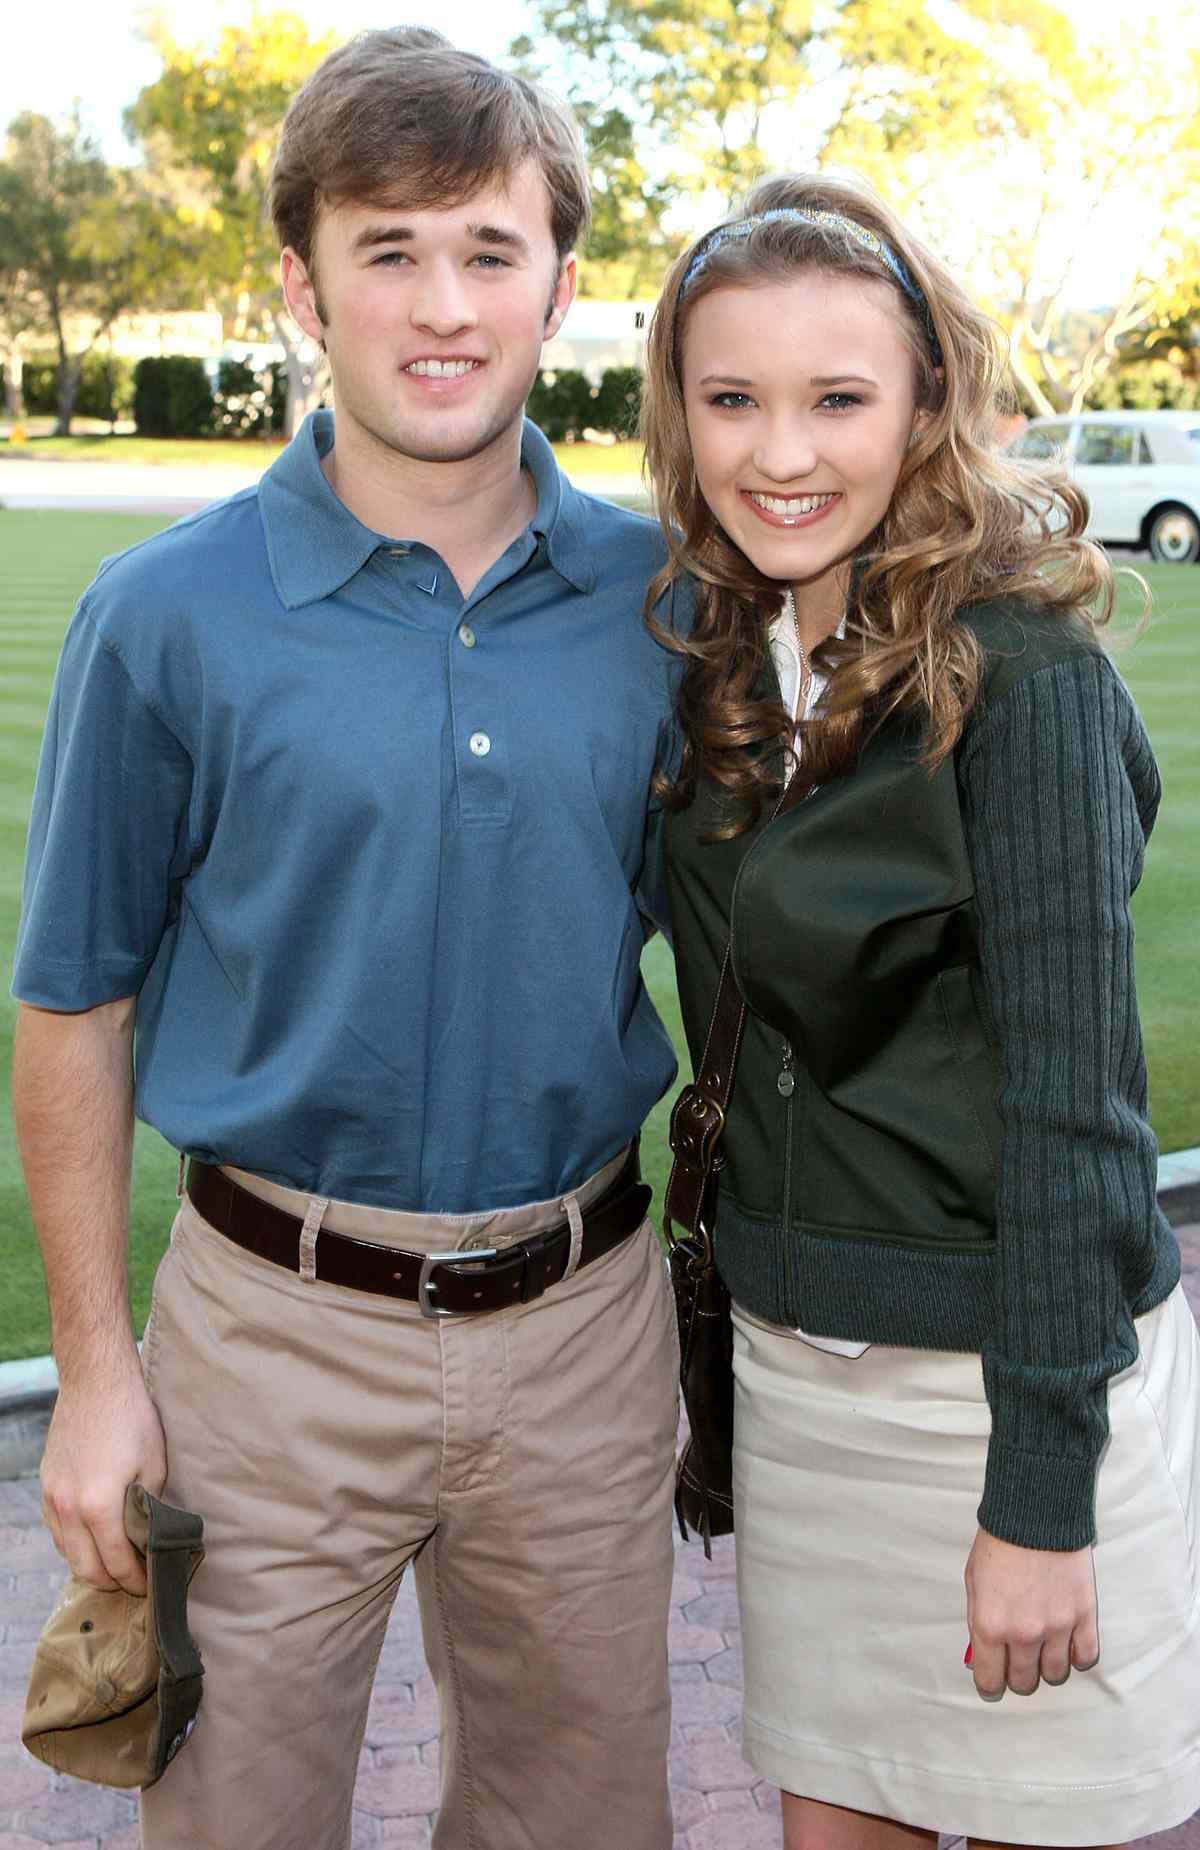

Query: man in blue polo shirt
13 30 682 1849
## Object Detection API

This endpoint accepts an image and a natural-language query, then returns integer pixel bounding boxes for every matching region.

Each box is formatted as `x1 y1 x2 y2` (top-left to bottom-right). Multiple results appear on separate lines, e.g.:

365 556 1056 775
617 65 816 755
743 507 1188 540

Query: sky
5 0 1198 308
9 0 1180 171
3 0 533 162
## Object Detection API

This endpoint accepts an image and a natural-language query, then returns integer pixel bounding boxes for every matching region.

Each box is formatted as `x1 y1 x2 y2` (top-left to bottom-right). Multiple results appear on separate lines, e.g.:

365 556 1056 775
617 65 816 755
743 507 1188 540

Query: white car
1008 410 1200 564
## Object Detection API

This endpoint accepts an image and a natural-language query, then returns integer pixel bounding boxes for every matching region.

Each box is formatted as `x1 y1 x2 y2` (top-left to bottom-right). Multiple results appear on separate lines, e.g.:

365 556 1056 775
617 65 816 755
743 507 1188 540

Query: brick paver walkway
0 1222 1197 1848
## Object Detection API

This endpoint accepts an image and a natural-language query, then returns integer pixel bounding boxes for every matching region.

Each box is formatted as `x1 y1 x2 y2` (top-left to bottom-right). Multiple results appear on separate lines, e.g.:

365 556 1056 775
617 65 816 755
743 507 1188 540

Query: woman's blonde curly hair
642 171 1115 835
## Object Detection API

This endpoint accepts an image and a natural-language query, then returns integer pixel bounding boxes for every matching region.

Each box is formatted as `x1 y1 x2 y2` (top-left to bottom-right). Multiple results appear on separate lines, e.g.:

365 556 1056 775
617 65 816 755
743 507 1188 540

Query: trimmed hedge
21 352 135 422
16 352 644 441
525 368 593 442
592 366 643 439
133 356 215 437
525 365 645 441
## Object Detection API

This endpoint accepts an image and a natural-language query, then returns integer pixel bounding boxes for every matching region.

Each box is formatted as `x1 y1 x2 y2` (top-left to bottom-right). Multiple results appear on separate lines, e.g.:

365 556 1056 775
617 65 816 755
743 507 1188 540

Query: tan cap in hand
22 1483 205 1789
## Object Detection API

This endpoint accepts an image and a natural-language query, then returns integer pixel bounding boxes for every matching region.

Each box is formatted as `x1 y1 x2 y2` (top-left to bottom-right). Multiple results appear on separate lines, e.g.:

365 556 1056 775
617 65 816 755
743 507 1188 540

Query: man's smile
402 357 484 378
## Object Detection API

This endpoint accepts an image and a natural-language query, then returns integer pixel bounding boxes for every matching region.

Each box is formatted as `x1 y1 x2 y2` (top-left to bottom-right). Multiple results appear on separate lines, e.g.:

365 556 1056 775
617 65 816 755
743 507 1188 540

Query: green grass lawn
0 516 1195 1358
1 431 645 479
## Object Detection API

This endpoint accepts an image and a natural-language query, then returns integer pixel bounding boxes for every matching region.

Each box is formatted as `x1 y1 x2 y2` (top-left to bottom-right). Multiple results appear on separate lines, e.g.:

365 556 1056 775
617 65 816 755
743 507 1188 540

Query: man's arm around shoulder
13 998 166 1593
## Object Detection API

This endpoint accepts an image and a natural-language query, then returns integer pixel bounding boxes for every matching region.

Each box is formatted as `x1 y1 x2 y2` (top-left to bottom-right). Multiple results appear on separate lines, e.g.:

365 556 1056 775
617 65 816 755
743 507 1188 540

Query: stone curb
1163 1180 1200 1229
1 1153 1197 1479
1158 1148 1200 1229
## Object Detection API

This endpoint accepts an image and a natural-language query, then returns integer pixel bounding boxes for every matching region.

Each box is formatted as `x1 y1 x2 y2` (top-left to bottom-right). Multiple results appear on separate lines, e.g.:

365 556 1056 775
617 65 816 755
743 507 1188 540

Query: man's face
282 161 575 467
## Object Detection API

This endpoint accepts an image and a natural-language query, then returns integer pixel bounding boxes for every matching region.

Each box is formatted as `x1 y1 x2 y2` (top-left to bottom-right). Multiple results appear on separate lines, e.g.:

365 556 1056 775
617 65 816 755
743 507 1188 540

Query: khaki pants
139 1150 679 1850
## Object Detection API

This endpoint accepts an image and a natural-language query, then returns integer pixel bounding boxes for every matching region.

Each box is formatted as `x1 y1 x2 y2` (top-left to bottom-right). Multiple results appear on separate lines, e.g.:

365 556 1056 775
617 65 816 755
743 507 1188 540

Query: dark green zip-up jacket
664 598 1179 1551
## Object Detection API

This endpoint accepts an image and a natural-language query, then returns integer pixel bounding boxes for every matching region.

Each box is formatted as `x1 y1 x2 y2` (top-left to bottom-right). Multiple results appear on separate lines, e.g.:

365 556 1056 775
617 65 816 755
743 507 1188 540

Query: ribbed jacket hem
716 1197 1179 1356
716 1202 1001 1352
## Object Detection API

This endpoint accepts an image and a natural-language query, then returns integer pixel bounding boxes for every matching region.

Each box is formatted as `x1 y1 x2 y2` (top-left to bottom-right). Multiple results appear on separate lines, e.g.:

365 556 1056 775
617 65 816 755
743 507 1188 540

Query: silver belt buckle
417 1247 500 1320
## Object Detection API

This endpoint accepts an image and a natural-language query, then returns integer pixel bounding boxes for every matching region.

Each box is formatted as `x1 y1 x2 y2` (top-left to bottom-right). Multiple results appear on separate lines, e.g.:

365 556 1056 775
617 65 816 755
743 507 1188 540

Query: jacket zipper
778 1039 795 1229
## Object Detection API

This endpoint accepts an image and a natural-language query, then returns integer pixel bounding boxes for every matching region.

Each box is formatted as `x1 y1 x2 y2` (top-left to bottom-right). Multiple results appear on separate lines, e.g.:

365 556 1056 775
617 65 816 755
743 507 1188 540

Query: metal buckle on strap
669 1084 726 1170
417 1247 500 1320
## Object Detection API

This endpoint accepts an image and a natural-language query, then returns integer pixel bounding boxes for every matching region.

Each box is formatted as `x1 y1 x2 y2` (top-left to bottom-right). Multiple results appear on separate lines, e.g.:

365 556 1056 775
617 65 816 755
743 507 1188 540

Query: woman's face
681 269 922 633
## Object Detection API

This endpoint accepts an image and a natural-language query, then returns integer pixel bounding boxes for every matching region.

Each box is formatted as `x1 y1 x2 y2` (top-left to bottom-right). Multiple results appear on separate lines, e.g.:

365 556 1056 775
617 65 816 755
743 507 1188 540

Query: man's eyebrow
350 224 415 252
348 221 533 258
466 222 532 256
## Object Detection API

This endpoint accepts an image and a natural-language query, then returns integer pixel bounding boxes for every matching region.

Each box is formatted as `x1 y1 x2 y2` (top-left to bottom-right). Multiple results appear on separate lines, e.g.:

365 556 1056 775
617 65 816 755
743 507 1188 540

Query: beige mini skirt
732 1283 1200 1845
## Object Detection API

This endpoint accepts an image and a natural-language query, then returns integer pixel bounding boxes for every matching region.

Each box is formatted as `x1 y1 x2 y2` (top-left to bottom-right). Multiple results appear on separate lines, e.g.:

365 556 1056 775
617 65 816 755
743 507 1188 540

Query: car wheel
1147 504 1200 564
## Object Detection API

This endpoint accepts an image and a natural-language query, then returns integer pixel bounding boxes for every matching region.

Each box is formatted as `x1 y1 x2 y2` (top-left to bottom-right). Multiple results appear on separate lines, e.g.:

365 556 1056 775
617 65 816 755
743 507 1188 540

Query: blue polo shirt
14 413 682 1211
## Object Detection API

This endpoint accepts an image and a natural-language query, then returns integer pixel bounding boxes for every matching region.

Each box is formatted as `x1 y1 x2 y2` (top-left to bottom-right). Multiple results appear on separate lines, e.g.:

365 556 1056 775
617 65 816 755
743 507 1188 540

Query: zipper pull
777 1039 796 1097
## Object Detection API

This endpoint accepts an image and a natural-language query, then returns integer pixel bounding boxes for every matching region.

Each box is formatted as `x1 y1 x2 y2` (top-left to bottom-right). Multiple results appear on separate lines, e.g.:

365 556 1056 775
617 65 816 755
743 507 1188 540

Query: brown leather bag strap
665 770 812 1250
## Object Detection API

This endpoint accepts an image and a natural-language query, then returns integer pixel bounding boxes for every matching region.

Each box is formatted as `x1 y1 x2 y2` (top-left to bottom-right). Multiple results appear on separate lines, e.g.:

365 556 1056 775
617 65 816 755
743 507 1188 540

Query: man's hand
965 1527 1099 1700
13 997 155 1592
40 1360 166 1595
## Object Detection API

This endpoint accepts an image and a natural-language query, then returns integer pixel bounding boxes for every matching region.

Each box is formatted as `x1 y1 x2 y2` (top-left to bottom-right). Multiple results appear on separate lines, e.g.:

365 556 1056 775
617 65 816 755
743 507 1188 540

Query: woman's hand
964 1528 1100 1700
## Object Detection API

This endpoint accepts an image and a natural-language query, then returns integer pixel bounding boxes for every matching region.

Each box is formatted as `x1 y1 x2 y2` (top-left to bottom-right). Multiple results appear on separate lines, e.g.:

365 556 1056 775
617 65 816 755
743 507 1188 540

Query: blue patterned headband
679 207 942 364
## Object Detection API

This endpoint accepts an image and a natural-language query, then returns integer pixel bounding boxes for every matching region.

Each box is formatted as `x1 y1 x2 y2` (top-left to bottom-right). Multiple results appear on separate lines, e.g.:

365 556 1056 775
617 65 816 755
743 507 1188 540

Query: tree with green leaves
126 13 338 436
514 0 1059 221
939 30 1200 415
515 2 1200 414
0 111 188 434
1124 270 1200 371
516 0 861 298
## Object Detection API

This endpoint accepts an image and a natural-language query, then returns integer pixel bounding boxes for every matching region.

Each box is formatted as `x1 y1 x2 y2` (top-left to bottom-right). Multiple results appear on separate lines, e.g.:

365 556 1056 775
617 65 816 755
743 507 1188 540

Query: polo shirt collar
259 411 382 610
520 420 597 594
259 410 596 610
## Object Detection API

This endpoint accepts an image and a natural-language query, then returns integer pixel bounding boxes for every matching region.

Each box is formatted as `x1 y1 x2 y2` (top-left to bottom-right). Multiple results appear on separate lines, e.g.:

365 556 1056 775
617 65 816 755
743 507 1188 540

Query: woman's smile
742 489 840 528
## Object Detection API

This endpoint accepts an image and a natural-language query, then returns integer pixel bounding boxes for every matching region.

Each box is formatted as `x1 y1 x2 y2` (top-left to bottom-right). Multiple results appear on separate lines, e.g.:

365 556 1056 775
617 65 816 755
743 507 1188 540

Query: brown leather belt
186 1149 651 1318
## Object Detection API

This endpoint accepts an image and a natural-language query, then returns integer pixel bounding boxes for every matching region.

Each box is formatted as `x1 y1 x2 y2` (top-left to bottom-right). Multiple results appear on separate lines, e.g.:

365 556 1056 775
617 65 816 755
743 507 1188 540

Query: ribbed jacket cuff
977 1440 1098 1551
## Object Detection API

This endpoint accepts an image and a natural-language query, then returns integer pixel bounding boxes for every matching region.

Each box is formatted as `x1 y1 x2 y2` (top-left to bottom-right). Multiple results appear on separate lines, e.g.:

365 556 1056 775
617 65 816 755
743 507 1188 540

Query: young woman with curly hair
643 171 1200 1850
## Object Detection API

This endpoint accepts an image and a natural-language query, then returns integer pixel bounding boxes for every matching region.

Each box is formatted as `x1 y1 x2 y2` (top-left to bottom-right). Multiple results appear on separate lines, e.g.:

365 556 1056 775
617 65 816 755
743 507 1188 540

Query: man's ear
543 252 578 342
280 247 325 343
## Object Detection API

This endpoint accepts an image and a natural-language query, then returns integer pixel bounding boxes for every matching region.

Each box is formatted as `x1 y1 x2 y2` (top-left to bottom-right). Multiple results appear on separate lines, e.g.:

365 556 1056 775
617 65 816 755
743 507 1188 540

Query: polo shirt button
387 545 412 557
459 624 476 648
469 732 491 757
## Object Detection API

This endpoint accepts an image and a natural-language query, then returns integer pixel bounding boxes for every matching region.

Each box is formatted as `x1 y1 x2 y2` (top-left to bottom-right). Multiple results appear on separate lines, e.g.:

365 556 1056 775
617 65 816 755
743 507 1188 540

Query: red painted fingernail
964 1643 973 1666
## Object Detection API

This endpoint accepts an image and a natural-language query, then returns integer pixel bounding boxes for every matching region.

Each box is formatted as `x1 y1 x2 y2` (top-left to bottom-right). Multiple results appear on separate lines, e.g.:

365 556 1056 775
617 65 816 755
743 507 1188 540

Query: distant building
541 299 655 381
101 311 225 360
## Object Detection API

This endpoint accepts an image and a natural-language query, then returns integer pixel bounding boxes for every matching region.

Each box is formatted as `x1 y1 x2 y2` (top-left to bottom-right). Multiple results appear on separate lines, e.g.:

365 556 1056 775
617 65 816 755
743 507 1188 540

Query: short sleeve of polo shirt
13 598 195 1011
635 579 692 942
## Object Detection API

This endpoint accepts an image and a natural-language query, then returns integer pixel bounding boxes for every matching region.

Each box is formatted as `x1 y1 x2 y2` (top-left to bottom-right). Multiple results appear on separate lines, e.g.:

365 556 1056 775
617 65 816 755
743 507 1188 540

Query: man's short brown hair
270 27 591 271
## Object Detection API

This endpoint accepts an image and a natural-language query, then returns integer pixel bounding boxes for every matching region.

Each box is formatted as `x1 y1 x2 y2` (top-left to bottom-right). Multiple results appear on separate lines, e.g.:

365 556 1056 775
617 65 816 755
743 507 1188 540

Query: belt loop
560 1192 585 1281
299 1196 330 1282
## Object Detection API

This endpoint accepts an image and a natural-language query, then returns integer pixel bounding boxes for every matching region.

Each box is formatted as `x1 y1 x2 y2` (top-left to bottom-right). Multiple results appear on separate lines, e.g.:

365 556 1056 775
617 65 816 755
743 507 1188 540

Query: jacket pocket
796 966 1000 1247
